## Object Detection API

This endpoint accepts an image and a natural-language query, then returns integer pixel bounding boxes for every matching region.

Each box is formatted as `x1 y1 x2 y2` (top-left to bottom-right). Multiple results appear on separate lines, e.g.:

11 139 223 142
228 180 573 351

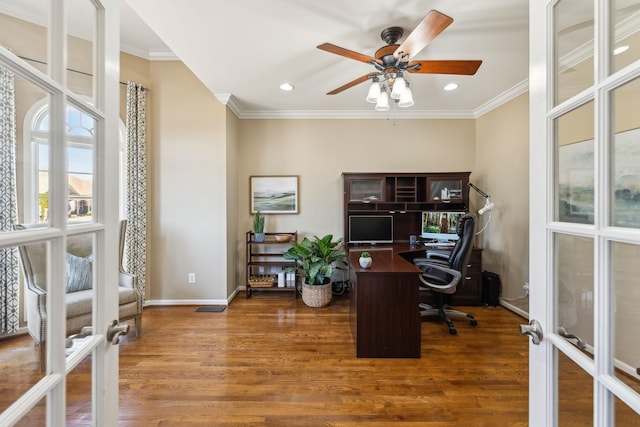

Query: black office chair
414 213 478 335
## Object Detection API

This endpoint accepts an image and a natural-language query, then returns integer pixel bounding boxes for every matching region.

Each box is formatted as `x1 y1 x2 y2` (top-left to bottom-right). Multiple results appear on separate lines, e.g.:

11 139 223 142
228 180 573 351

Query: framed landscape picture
250 175 299 214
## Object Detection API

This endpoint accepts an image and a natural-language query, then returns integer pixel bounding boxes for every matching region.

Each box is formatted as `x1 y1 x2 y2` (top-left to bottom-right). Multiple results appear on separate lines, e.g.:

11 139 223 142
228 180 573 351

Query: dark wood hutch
342 171 483 306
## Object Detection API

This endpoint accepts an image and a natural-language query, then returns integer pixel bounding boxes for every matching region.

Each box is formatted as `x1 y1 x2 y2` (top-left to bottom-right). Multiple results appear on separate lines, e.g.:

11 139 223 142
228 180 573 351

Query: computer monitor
421 211 465 242
348 215 393 245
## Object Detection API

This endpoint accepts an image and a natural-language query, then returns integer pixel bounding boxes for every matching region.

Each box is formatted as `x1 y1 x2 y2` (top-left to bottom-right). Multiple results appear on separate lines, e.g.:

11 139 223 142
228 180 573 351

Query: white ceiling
1 0 531 119
124 0 530 119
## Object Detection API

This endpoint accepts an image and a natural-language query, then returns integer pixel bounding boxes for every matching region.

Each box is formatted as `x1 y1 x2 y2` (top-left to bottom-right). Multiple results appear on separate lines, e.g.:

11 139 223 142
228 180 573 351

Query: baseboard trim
500 299 529 319
144 299 229 306
144 288 243 307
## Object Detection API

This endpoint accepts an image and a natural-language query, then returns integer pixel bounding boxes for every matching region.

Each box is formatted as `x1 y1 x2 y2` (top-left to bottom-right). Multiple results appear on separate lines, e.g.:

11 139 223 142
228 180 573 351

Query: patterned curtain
0 66 19 334
125 81 148 302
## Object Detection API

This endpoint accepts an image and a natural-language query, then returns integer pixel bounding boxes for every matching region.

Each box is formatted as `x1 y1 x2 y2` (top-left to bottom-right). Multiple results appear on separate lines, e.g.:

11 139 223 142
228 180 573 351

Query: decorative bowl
275 234 293 242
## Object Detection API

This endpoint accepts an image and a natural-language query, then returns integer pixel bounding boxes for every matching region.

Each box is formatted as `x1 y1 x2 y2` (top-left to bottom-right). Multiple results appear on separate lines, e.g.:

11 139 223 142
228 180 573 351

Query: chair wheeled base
419 302 478 335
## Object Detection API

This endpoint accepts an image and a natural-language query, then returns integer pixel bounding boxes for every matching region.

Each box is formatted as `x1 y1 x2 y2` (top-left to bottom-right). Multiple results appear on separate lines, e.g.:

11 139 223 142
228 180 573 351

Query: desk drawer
452 248 483 305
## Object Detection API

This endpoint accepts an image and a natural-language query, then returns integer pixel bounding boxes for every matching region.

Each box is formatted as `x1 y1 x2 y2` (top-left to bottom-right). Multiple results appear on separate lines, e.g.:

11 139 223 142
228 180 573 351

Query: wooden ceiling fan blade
408 60 482 75
327 73 379 95
317 43 381 65
394 10 453 60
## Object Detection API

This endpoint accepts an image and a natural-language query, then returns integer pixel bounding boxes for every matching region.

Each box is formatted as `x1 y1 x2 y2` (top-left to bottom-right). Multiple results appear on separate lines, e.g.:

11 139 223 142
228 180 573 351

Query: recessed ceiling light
280 82 295 91
613 45 629 55
444 83 458 91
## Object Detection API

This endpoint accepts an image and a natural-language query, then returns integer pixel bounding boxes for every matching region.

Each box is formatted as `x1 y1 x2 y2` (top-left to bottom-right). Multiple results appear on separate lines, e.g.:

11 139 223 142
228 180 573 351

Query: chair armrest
25 281 47 297
426 250 450 261
119 271 143 313
417 262 462 292
119 271 136 289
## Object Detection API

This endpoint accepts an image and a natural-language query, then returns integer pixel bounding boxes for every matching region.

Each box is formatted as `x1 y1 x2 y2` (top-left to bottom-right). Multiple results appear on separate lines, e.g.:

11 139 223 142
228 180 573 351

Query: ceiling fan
317 10 482 108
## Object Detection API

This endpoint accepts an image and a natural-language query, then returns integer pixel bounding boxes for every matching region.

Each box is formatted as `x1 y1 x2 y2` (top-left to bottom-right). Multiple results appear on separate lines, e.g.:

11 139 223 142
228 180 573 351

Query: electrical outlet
188 273 196 284
523 283 529 296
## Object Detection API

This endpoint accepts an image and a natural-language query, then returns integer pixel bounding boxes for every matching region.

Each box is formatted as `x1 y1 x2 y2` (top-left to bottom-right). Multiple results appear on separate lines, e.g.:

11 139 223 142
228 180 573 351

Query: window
24 99 125 223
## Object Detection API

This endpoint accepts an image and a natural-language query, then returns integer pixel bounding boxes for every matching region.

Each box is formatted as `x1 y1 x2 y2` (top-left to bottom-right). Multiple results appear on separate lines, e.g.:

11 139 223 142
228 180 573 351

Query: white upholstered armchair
15 220 143 370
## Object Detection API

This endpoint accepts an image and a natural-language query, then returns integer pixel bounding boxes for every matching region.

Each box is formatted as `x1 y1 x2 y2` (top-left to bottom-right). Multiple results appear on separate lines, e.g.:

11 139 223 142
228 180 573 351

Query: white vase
359 257 372 269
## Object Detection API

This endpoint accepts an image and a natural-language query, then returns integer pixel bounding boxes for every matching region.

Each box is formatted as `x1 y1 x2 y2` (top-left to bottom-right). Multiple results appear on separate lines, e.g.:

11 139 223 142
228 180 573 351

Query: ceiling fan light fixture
375 90 390 111
390 75 406 99
366 79 381 103
398 86 414 108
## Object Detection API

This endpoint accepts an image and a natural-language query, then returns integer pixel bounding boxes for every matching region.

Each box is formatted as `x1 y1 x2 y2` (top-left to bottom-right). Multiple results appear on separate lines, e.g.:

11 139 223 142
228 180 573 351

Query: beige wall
236 118 477 290
237 119 475 235
475 93 530 305
147 61 229 301
225 110 240 297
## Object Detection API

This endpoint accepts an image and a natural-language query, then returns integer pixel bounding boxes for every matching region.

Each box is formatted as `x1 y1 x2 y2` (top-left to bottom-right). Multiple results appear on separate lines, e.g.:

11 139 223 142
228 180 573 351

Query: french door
529 0 640 425
0 0 121 425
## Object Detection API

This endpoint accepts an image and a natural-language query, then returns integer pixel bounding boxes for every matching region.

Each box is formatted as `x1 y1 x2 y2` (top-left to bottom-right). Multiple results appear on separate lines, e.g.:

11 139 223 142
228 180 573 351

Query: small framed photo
250 175 299 214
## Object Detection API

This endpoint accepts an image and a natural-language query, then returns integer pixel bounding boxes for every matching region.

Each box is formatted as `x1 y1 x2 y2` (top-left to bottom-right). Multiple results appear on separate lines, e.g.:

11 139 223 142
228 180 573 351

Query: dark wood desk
348 245 424 358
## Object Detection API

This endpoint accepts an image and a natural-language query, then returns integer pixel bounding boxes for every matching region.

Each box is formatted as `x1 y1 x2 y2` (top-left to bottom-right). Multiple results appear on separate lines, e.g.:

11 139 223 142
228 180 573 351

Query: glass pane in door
554 0 595 106
610 76 640 228
554 233 594 356
67 355 93 424
66 0 95 98
0 242 47 412
66 102 95 224
0 1 49 72
615 395 640 425
558 351 593 425
1 70 50 230
611 241 640 385
611 1 640 75
555 101 595 224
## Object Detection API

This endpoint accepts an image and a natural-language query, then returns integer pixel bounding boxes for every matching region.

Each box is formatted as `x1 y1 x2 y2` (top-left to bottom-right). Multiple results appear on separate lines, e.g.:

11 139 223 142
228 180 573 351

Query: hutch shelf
343 172 471 243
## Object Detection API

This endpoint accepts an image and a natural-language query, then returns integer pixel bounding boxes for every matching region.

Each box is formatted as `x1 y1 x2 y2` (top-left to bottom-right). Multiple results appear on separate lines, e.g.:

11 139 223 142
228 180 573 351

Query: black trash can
482 271 502 306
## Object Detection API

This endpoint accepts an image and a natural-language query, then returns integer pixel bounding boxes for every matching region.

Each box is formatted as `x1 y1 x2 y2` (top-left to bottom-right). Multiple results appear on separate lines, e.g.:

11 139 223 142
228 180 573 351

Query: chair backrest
14 223 93 292
447 213 476 282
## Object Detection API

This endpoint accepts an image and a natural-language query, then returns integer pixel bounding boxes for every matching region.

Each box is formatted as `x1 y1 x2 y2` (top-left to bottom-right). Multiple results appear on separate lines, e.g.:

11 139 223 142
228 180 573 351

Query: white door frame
529 0 640 425
0 0 121 425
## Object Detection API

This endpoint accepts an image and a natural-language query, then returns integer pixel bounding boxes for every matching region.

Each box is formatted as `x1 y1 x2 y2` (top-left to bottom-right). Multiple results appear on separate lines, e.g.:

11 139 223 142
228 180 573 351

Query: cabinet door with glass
345 176 386 203
426 173 470 205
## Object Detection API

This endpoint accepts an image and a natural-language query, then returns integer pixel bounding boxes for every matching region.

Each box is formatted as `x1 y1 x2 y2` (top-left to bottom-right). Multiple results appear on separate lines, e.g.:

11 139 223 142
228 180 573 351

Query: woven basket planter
301 281 332 308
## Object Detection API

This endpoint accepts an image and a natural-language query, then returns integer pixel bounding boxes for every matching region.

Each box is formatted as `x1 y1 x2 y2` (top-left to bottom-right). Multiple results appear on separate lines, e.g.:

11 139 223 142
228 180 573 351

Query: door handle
519 319 543 345
107 320 130 345
557 327 586 349
65 326 93 348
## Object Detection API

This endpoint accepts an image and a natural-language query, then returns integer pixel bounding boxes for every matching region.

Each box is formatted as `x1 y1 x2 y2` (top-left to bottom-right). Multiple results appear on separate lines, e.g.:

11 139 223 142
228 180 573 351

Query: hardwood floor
120 295 531 426
3 292 639 425
2 292 533 425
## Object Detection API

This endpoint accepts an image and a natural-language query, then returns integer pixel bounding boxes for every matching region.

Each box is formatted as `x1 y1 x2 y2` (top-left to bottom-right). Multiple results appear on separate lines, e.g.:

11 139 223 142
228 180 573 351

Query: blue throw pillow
66 253 93 293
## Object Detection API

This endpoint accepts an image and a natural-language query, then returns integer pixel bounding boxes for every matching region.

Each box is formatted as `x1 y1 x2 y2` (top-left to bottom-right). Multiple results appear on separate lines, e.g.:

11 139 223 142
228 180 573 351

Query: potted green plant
358 251 372 269
283 234 346 307
253 211 265 242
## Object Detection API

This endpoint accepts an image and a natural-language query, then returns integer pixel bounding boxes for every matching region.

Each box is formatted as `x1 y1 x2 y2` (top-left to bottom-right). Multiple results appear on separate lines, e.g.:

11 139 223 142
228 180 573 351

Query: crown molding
216 95 478 120
216 80 530 120
473 79 529 118
147 50 179 61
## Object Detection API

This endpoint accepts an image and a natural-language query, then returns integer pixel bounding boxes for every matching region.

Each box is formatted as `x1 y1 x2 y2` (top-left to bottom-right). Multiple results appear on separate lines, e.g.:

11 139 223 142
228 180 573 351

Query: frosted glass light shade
390 76 406 99
366 80 381 103
375 91 389 111
398 87 414 108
